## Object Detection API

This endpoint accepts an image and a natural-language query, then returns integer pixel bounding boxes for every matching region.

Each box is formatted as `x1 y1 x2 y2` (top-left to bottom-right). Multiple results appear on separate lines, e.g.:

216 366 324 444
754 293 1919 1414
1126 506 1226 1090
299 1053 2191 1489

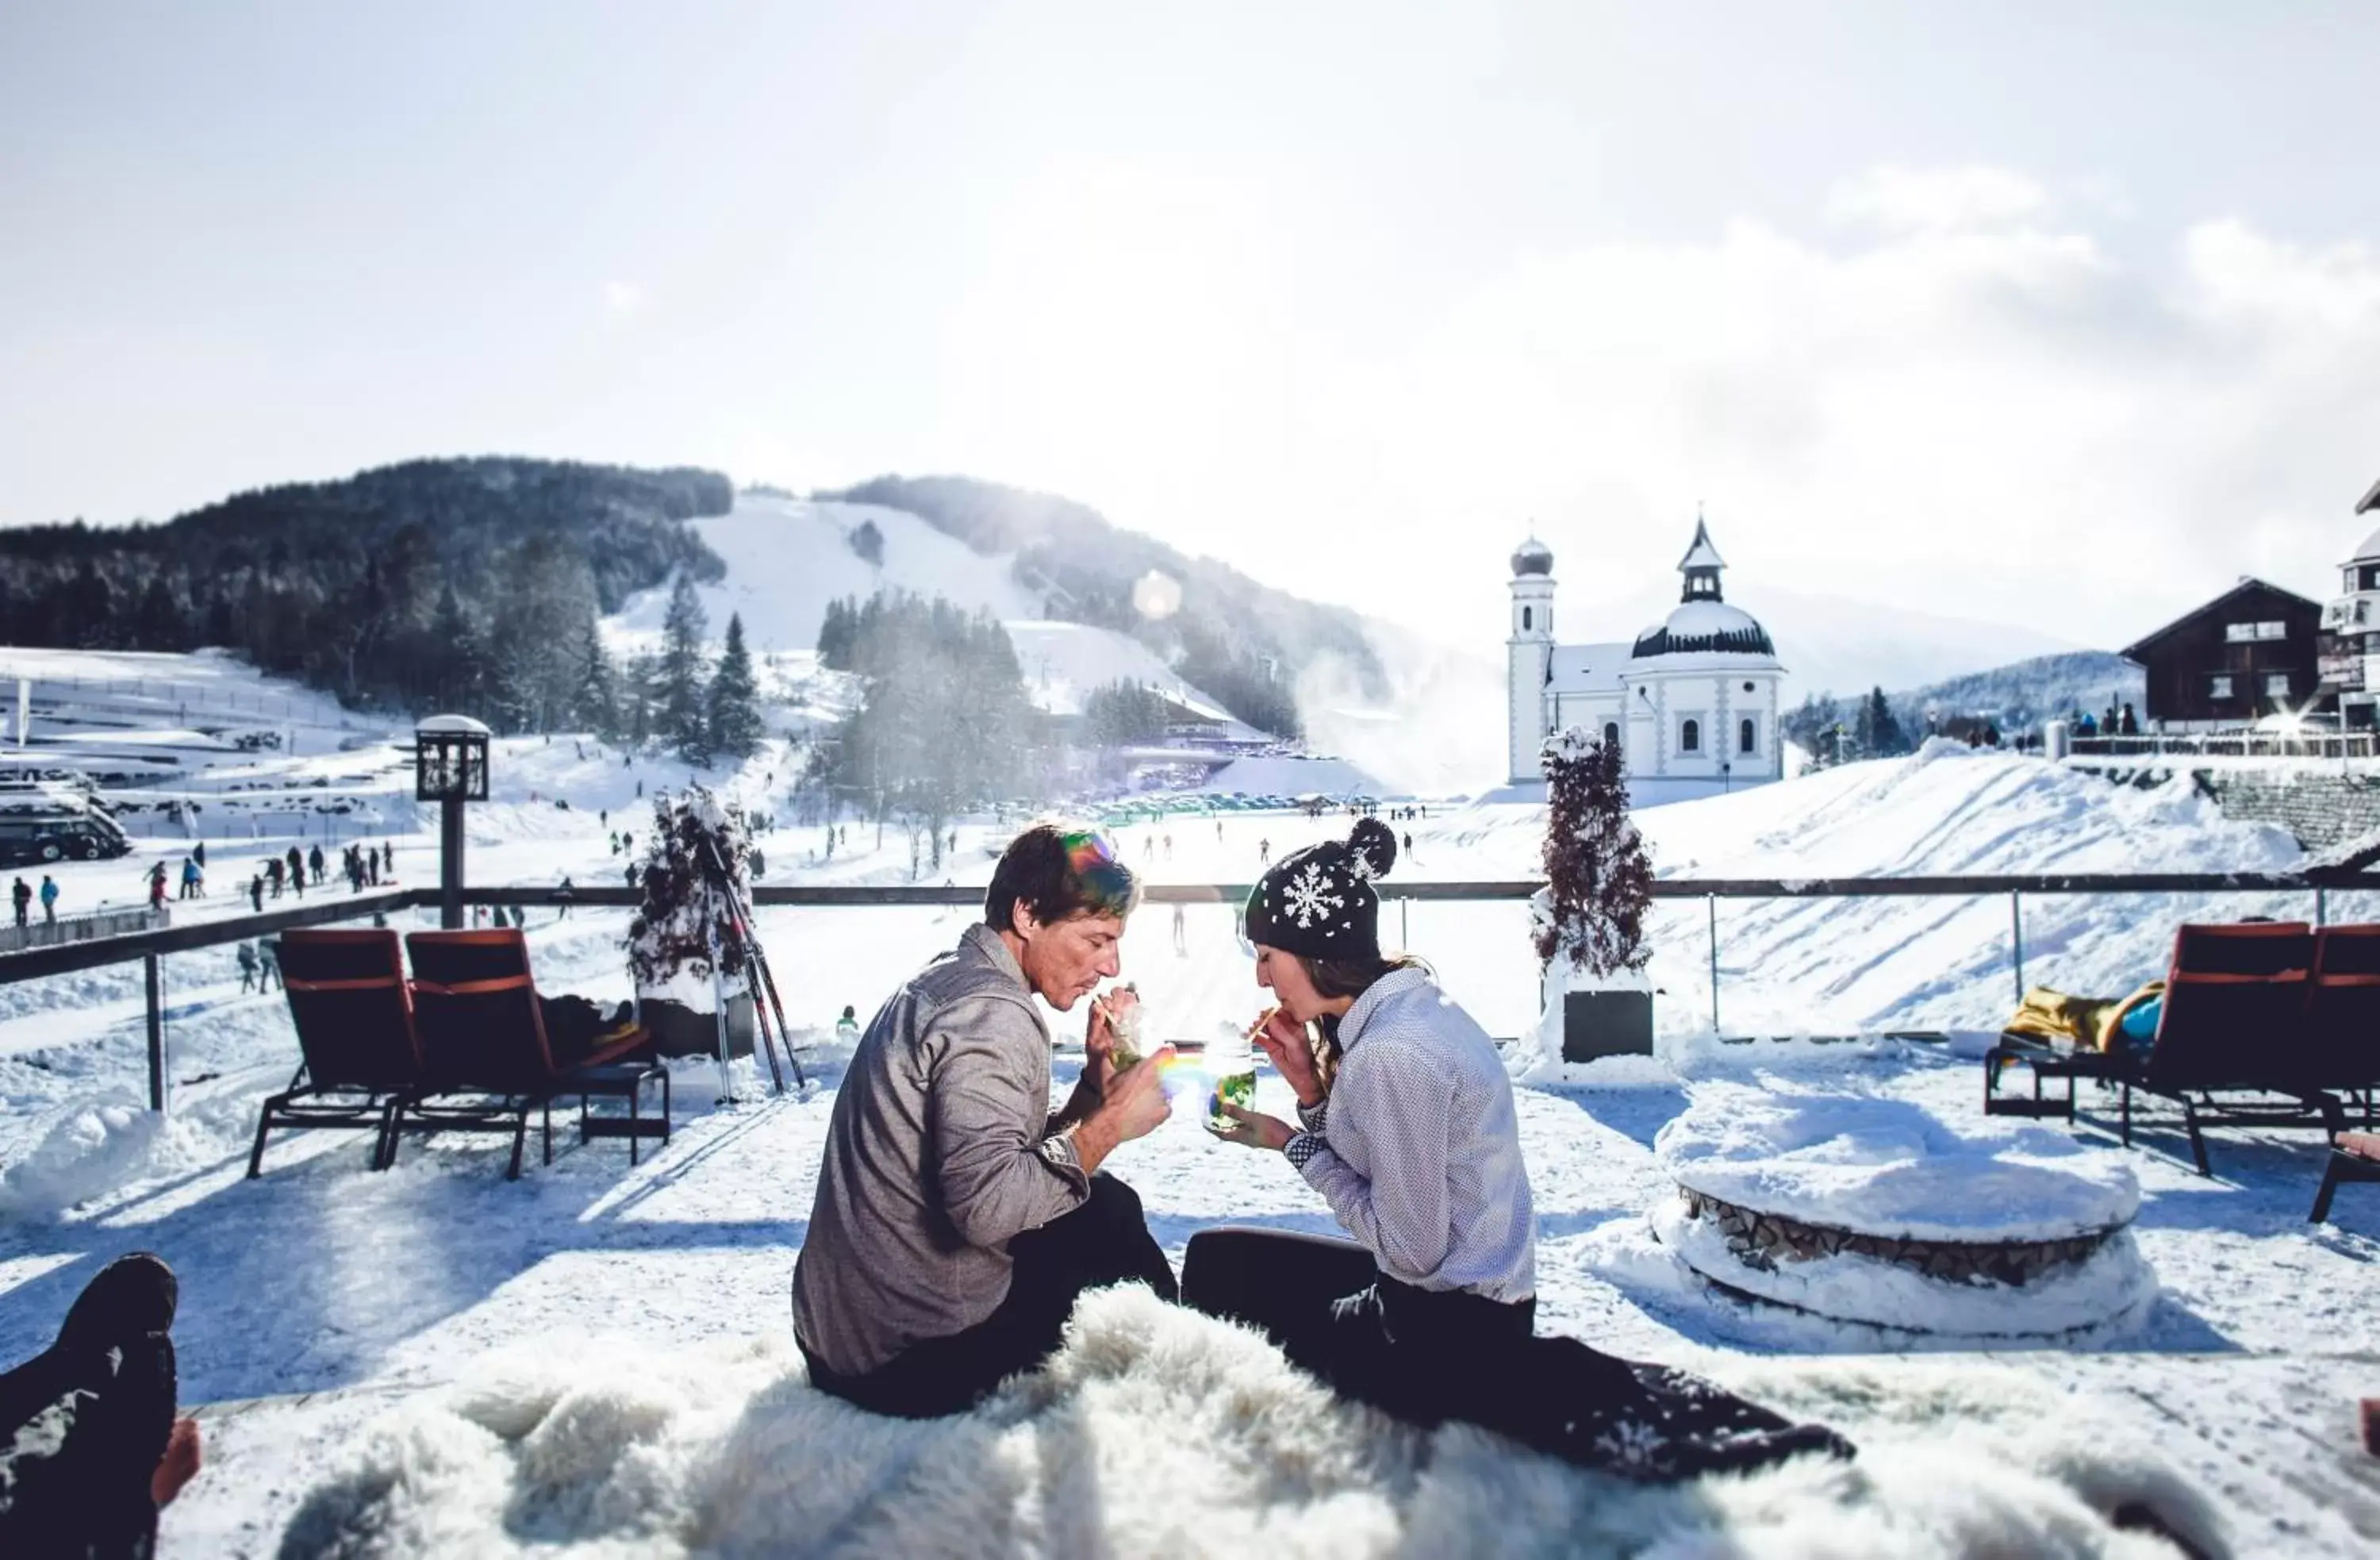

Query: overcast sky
5 2 2378 653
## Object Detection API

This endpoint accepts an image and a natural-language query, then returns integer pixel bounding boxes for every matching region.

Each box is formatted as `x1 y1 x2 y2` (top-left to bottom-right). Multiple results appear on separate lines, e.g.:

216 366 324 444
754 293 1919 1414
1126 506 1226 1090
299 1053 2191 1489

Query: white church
1506 517 1786 803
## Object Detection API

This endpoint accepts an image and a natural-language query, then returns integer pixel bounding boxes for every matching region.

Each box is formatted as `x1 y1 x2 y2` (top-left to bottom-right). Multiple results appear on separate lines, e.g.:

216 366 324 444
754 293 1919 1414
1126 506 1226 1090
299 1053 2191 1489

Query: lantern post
415 716 491 929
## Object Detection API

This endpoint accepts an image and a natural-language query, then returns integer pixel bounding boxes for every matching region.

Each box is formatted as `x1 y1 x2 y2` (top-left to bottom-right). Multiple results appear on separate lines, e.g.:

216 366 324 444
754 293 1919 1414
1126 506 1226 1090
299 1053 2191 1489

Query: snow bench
1653 1087 2155 1337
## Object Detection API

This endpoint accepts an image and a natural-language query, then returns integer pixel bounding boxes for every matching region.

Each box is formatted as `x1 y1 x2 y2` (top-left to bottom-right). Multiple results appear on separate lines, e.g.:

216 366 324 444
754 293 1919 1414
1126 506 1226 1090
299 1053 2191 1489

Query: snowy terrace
0 742 2375 1553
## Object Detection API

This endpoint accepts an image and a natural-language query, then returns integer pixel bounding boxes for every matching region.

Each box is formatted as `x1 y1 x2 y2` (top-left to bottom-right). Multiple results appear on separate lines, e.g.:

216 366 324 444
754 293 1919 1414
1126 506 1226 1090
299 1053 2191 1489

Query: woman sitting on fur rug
1196 818 1853 1481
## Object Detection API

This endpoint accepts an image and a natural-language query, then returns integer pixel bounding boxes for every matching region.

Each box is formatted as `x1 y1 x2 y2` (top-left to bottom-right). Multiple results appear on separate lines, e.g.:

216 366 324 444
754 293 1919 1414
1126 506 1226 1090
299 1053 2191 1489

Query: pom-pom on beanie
1242 817 1399 962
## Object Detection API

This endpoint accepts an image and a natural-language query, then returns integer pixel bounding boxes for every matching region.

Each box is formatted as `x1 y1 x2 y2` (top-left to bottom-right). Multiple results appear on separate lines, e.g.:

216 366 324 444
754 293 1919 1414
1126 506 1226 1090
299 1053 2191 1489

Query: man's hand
1058 986 1139 1128
1069 1046 1175 1174
1251 1009 1324 1106
1211 1101 1295 1152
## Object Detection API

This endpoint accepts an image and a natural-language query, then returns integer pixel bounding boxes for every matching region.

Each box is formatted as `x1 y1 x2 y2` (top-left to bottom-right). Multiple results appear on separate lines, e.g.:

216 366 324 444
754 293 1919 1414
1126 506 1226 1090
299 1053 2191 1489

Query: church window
1739 717 1756 755
1603 721 1619 751
1679 718 1701 754
1522 606 1532 630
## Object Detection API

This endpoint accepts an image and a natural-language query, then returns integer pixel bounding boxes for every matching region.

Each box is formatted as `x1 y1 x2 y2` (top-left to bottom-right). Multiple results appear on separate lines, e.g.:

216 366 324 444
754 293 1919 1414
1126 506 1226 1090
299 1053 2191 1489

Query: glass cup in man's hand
1098 987 1144 1070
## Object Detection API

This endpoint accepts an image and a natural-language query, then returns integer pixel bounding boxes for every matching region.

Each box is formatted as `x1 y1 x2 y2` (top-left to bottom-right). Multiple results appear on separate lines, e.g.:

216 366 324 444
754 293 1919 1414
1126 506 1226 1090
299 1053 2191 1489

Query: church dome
1631 599 1776 659
1511 536 1554 576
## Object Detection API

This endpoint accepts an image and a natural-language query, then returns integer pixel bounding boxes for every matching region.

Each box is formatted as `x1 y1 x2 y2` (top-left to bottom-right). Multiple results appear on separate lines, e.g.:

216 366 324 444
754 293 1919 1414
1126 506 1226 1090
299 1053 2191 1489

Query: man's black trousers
802 1173 1177 1419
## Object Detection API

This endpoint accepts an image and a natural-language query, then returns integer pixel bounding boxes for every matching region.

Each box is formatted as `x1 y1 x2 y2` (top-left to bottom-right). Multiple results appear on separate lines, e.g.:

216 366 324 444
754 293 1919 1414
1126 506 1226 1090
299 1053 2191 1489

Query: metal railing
2071 732 2380 761
9 870 2379 1116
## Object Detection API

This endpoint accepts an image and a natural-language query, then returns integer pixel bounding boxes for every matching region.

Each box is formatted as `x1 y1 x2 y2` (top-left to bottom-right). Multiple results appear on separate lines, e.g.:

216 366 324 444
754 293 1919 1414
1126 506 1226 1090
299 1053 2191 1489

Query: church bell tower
1508 534 1555 784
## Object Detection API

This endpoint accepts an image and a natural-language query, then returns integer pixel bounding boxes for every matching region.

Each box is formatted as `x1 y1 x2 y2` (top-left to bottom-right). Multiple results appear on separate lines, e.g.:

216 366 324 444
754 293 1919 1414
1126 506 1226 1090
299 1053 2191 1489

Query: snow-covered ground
1 725 2375 1553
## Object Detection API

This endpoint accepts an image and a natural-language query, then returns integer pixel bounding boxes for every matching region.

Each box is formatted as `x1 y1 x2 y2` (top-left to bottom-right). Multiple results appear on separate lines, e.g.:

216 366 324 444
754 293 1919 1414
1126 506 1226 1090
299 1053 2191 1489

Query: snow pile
271 1285 2221 1559
1639 1085 2158 1338
0 1090 164 1218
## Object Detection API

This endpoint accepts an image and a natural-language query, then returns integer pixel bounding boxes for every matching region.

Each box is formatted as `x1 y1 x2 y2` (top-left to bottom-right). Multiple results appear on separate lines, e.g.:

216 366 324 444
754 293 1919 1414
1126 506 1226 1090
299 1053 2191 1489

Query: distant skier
1403 831 1414 860
610 832 620 856
249 874 263 913
38 874 56 924
1172 901 1187 956
556 877 574 919
1163 833 1173 861
236 941 258 993
10 876 27 928
1258 838 1271 866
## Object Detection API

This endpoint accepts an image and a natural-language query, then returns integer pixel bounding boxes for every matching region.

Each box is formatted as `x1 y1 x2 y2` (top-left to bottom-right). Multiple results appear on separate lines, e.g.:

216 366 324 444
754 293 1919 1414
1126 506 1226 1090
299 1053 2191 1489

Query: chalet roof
1677 517 1726 573
2117 577 2322 663
2358 476 2380 516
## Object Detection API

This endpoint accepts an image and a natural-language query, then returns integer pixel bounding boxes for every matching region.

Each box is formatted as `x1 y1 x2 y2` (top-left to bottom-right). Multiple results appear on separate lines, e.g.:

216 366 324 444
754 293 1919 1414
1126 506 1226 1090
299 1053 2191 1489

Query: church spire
1678 509 1725 602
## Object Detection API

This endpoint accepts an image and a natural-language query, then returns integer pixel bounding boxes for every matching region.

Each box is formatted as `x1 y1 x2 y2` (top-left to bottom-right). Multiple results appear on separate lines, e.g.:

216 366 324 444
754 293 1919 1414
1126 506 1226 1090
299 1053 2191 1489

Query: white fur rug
277 1286 2227 1558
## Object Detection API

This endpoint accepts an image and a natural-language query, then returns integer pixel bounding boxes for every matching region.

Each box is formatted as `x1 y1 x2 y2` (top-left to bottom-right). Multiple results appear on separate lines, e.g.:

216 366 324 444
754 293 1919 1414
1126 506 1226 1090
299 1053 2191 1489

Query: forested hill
0 457 729 723
820 474 1388 736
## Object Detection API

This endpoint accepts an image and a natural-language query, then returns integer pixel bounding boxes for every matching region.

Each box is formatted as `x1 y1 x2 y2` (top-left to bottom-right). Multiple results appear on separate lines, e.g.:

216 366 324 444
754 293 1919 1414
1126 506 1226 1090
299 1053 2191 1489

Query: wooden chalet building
2120 578 2324 729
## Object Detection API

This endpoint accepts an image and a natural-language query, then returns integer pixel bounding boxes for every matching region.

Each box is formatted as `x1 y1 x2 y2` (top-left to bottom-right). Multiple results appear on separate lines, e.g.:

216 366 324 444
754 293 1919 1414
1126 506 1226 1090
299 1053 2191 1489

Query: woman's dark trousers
1180 1226 1853 1481
804 1173 1177 1420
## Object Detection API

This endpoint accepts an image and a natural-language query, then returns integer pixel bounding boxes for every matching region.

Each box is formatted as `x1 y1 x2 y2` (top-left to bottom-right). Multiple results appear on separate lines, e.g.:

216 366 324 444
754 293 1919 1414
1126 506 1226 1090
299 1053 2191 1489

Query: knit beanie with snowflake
1242 817 1399 962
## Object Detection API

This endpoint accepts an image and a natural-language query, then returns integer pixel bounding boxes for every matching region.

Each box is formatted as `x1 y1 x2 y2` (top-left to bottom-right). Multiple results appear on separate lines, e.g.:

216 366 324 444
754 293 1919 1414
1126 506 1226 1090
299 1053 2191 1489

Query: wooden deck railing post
144 951 166 1114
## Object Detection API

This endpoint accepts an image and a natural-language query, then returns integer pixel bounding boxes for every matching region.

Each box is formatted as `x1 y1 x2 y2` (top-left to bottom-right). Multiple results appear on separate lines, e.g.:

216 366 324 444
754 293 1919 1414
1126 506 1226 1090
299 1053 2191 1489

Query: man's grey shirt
793 923 1088 1377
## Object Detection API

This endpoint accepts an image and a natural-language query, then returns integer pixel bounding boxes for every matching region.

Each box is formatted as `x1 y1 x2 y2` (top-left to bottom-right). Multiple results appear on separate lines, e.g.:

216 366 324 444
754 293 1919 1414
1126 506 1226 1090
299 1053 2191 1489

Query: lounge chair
248 929 422 1177
2305 925 2380 1126
391 929 666 1179
2310 1131 2380 1222
1987 922 2336 1174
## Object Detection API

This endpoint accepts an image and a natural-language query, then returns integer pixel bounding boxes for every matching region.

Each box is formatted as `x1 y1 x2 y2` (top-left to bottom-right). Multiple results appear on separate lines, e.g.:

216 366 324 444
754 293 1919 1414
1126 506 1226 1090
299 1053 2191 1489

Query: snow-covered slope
605 494 1043 659
605 493 1258 732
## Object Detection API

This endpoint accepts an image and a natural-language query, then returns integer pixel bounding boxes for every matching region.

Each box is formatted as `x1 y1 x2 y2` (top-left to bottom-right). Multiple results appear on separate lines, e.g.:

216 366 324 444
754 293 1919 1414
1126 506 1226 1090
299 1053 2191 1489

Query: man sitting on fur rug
793 823 1179 1418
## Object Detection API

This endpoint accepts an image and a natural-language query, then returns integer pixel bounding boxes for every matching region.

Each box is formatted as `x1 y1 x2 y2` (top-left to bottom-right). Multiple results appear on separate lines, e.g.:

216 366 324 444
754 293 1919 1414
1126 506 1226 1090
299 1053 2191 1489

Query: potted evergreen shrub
628 786 758 1059
1530 727 1656 1064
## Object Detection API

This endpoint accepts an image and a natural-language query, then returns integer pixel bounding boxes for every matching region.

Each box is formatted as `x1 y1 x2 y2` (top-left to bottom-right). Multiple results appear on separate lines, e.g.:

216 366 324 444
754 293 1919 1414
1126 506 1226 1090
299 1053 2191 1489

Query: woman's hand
1211 1102 1296 1151
1250 1009 1323 1106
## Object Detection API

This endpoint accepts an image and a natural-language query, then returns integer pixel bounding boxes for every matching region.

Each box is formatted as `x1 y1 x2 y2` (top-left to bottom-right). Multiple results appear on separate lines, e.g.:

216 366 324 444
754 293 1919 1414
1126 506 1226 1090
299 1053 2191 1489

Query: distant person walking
10 877 28 928
1172 901 1187 956
285 846 304 896
258 939 281 993
178 858 200 901
39 875 57 924
556 877 574 919
236 941 258 993
307 844 324 885
266 857 284 900
249 874 263 913
146 863 168 911
1258 838 1271 866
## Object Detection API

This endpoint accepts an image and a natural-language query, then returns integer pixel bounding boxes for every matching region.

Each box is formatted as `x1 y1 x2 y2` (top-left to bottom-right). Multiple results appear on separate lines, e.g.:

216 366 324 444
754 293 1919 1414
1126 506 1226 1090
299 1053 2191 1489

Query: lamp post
415 715 491 929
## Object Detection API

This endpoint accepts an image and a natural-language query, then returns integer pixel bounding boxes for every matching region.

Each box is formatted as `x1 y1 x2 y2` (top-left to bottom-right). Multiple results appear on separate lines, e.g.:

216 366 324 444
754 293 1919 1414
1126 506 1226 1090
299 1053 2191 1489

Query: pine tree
1533 726 1653 976
570 621 622 737
658 574 711 763
707 613 766 759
